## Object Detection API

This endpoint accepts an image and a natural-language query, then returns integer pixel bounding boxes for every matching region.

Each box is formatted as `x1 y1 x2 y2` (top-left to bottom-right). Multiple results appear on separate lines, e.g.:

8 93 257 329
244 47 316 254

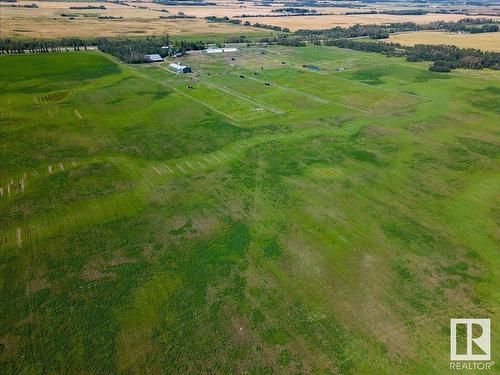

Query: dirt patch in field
359 124 397 138
191 215 219 236
0 335 20 362
108 250 135 266
142 244 155 261
358 253 413 359
81 250 136 280
26 277 50 295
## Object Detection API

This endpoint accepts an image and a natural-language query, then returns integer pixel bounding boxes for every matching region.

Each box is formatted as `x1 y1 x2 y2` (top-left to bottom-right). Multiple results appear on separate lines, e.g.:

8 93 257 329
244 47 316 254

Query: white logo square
450 318 490 361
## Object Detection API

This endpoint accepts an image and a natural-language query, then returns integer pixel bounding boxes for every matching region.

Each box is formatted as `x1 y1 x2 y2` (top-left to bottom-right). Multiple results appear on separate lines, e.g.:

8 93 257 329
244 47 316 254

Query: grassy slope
0 46 498 374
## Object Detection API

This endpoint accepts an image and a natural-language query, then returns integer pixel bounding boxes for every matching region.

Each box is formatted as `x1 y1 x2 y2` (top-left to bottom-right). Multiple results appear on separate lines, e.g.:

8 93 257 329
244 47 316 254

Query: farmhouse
203 47 238 54
169 62 192 73
145 54 163 62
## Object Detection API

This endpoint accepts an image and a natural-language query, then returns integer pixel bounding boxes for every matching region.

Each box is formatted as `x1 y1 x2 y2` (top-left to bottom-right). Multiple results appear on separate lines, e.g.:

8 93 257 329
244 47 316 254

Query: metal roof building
145 54 163 62
204 47 238 54
169 62 192 73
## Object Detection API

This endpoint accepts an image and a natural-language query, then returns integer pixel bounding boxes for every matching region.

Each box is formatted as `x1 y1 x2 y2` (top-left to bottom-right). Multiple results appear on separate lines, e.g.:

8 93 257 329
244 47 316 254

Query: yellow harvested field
2 0 499 38
137 4 275 17
240 13 499 31
0 1 267 38
388 31 500 52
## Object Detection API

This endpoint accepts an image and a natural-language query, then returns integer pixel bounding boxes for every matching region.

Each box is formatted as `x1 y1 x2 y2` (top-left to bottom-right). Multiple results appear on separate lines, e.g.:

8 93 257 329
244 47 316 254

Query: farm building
145 54 163 63
169 62 192 73
203 47 238 54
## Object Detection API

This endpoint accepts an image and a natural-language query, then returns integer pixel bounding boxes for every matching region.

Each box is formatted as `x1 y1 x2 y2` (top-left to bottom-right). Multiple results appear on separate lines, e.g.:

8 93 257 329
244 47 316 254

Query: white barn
169 62 192 73
145 54 163 62
204 47 238 54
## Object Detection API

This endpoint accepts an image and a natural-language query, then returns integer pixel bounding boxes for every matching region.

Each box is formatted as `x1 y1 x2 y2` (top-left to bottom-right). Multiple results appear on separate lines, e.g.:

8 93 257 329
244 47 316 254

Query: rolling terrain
0 45 499 374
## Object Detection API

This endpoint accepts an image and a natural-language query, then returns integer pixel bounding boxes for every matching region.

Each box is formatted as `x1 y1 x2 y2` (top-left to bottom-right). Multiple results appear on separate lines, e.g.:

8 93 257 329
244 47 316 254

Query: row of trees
0 36 207 63
407 44 500 70
205 16 291 32
271 8 316 14
295 18 499 41
296 24 391 40
325 39 404 55
345 9 428 16
423 18 499 33
0 38 91 53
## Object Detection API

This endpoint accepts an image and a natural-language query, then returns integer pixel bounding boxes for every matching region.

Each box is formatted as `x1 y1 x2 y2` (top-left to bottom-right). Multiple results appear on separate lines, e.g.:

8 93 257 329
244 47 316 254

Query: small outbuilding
169 62 192 73
145 54 164 63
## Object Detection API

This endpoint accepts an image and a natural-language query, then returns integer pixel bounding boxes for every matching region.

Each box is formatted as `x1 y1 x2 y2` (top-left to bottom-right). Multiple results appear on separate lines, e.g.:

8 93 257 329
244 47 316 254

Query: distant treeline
2 2 37 7
98 16 123 20
252 23 290 32
205 16 245 25
205 16 290 32
160 13 196 19
421 18 499 33
326 39 500 72
295 18 499 41
0 38 90 53
283 1 366 7
69 5 106 10
237 12 331 18
345 9 428 16
296 24 392 40
272 8 317 14
152 0 215 5
109 1 129 5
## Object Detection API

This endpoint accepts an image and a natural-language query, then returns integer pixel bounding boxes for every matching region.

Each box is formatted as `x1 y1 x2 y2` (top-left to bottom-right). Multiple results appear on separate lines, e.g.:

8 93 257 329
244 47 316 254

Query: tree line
95 37 206 63
0 38 90 53
205 16 290 32
0 37 207 63
296 18 499 41
325 39 500 72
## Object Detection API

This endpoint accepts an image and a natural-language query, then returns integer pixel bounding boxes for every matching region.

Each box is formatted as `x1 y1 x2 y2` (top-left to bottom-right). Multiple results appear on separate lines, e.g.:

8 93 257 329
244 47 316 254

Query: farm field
2 0 499 38
235 13 497 31
0 45 499 373
0 0 272 38
388 30 500 52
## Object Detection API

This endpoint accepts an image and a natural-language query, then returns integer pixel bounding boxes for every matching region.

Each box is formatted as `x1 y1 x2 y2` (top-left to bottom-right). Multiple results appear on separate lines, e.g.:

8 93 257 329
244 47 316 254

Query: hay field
388 30 500 52
135 3 276 17
3 0 499 38
240 13 498 31
0 1 268 38
1 44 499 374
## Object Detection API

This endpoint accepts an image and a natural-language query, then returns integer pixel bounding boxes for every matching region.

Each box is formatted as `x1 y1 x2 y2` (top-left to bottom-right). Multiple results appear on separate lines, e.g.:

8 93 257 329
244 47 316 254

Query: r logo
450 319 491 361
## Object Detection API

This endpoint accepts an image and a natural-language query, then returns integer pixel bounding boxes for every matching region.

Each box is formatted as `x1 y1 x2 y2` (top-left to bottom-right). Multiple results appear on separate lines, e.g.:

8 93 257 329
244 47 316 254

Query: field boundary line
95 52 241 124
156 64 284 114
197 77 285 115
132 68 241 123
232 73 330 104
296 63 428 101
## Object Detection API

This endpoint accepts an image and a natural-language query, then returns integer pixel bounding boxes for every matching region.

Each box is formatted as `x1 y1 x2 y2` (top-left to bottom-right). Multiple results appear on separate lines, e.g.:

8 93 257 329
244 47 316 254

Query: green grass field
0 45 499 374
